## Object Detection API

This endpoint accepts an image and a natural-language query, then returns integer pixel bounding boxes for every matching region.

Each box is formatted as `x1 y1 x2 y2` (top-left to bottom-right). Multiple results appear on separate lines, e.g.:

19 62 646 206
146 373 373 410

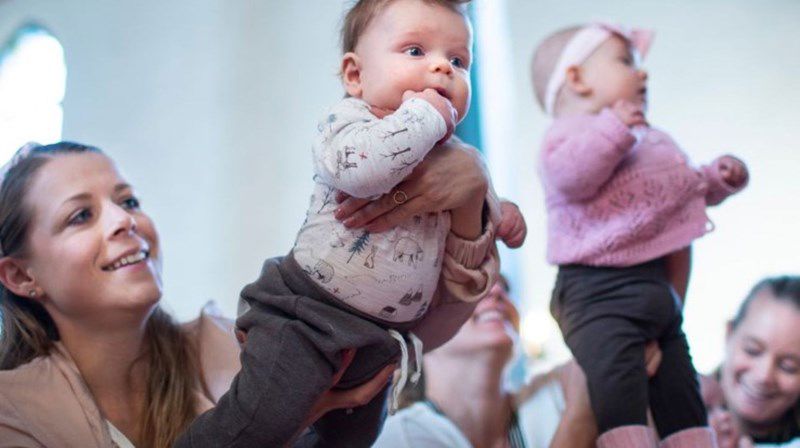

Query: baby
532 24 748 447
236 0 524 445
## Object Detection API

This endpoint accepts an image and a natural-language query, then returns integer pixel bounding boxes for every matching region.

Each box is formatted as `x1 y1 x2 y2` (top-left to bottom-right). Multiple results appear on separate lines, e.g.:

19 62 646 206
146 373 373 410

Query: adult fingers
335 196 372 221
644 341 662 377
332 364 395 409
341 177 425 229
332 349 357 386
364 195 425 233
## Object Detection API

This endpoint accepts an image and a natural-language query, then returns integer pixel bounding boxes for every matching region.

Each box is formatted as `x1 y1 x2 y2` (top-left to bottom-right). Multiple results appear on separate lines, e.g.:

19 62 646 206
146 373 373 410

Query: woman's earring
28 289 37 297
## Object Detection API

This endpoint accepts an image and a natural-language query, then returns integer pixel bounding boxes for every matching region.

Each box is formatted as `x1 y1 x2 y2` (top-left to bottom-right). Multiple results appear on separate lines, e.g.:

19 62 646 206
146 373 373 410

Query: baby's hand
717 155 748 189
403 88 457 144
496 200 527 248
610 99 648 128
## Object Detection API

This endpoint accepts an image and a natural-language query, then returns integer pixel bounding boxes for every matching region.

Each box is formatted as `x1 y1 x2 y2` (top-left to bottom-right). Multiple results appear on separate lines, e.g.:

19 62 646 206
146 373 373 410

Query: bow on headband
0 142 42 257
544 22 655 115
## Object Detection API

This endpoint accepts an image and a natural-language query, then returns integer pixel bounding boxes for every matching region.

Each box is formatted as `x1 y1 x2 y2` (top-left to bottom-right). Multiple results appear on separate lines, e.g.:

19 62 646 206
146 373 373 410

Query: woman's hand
334 139 489 234
303 349 395 427
552 360 597 448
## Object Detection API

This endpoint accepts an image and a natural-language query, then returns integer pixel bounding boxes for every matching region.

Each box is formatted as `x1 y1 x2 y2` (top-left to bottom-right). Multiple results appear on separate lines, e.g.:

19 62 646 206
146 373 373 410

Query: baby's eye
619 56 633 66
450 56 466 69
121 196 141 211
68 208 93 226
405 46 423 57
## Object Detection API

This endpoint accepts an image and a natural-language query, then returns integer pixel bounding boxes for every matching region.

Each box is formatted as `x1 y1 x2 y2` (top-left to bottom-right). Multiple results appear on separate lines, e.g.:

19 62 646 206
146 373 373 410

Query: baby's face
346 0 472 121
580 35 648 112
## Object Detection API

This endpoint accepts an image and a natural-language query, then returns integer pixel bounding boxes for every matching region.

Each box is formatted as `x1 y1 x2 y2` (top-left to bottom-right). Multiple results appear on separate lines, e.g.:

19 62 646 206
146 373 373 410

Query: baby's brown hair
341 0 471 54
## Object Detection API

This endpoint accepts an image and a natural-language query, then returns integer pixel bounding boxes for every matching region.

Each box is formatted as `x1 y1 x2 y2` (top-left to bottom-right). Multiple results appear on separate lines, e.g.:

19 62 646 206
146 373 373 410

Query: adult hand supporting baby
551 341 662 448
334 139 490 234
294 349 395 443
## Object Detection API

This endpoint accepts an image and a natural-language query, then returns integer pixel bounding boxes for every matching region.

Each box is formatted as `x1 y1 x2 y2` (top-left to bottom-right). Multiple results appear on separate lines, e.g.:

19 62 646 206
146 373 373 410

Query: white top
293 97 450 323
106 420 135 448
516 375 565 448
373 402 474 448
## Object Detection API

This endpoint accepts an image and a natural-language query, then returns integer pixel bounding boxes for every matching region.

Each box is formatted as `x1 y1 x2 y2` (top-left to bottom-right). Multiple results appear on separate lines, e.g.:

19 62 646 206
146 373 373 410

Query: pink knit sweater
540 109 745 267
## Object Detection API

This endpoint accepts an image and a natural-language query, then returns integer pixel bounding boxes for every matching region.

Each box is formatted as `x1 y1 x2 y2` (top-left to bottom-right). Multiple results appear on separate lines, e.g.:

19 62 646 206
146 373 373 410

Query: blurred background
1 0 797 375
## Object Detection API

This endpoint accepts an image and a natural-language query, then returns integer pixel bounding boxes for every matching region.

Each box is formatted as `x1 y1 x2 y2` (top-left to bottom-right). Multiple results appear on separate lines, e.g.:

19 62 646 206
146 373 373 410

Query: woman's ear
341 52 363 98
0 257 40 300
565 65 592 96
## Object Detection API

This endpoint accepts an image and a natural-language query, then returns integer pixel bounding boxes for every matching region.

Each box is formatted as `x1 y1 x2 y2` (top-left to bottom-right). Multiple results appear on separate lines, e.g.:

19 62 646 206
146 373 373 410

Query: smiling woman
703 276 800 447
0 142 395 447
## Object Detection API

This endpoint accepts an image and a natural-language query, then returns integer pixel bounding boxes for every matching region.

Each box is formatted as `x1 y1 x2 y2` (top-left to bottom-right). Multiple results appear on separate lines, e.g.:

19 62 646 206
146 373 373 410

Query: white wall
1 0 797 372
498 0 800 371
0 0 350 321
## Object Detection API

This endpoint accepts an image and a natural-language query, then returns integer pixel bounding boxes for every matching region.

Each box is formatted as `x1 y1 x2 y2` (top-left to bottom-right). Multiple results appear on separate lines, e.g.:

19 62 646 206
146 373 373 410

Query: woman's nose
107 204 137 238
752 358 778 387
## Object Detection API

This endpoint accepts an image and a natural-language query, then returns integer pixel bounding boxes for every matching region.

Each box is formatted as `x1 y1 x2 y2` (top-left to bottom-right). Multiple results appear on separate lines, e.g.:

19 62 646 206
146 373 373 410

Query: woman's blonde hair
0 142 199 447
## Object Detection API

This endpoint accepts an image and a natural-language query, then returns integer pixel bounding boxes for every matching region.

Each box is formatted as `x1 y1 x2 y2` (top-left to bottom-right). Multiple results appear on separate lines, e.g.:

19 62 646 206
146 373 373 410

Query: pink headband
544 23 654 115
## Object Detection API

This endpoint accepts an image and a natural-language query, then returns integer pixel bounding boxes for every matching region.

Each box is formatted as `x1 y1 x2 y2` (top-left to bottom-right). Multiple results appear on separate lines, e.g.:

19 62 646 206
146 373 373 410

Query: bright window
0 24 66 163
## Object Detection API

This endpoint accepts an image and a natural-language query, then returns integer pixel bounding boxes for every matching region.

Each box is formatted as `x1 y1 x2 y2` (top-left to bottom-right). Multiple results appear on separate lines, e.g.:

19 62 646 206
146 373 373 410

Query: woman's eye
743 346 762 357
779 360 799 374
620 56 633 66
68 208 92 226
121 196 141 211
450 57 465 69
405 46 423 57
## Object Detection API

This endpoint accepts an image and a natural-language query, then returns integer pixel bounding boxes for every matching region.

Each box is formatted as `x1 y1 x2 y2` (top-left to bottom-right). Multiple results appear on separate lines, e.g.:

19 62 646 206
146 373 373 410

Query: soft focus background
1 0 797 374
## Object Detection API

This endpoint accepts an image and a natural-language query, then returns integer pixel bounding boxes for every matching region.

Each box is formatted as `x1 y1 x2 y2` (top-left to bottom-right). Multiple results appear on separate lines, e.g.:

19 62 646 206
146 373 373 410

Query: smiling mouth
102 250 149 271
474 309 507 324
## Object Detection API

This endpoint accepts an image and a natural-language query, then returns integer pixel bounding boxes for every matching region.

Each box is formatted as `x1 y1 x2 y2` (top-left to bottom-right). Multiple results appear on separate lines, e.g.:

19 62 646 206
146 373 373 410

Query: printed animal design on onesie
379 306 397 320
363 245 378 269
335 146 358 178
329 228 347 248
398 288 423 306
303 260 335 284
392 237 423 267
413 301 430 320
317 113 337 134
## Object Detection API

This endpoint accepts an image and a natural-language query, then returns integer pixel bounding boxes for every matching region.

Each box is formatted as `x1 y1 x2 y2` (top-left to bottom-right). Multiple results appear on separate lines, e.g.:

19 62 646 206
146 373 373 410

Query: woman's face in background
722 290 800 427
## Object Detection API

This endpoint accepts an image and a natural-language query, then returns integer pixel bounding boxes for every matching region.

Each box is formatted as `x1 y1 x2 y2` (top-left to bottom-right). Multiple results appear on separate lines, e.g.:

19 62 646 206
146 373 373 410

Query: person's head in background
339 0 473 122
0 142 196 446
531 24 650 118
399 274 520 406
722 276 800 441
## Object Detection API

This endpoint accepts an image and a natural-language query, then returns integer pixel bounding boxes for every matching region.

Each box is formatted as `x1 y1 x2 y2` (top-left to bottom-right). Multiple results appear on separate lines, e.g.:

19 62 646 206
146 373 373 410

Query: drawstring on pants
387 330 424 414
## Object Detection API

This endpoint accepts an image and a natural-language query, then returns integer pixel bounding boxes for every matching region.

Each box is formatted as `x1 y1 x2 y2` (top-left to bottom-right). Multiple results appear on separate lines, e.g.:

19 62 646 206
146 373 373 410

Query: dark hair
0 142 198 447
729 276 800 443
340 0 471 54
732 276 800 330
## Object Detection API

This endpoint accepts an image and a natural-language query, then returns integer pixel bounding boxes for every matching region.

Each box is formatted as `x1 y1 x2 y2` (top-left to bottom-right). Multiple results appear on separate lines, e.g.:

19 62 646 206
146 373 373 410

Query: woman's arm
334 139 491 233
